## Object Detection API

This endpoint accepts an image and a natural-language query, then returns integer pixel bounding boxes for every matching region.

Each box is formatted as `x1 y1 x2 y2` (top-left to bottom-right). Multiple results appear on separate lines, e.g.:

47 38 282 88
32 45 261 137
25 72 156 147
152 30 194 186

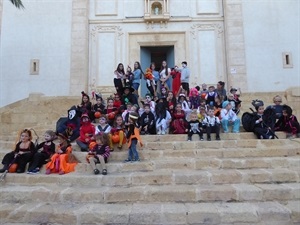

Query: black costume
28 141 55 172
0 141 36 173
139 111 156 134
252 113 275 139
187 120 203 140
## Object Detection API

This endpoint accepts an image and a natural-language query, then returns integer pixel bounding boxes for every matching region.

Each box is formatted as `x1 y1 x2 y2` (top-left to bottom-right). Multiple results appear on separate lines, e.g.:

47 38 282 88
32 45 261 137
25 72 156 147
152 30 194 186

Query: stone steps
1 182 300 204
2 168 299 187
0 201 299 225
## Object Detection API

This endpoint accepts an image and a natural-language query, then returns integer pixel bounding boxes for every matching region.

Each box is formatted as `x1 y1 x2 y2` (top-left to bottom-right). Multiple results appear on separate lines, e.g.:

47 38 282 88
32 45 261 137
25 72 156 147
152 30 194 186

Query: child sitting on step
187 110 204 141
221 101 240 133
46 132 77 175
110 114 126 150
86 133 110 175
275 105 300 138
27 130 56 174
202 107 221 141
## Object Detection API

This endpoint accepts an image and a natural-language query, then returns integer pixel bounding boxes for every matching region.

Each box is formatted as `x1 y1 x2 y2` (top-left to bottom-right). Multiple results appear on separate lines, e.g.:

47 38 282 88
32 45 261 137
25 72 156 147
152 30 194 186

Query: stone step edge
0 201 298 225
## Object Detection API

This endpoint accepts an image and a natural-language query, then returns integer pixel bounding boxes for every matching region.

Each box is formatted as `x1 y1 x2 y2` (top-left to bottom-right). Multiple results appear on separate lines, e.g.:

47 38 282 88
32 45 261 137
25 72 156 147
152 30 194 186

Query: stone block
104 187 144 203
186 203 221 224
255 184 292 201
154 159 195 170
196 185 237 202
131 171 172 185
285 201 300 222
194 158 222 169
101 173 131 187
268 168 299 183
281 183 300 199
239 169 272 183
217 202 259 223
62 187 105 203
129 203 162 224
161 203 188 224
256 202 291 222
210 169 242 184
174 171 210 185
145 185 196 202
232 184 263 201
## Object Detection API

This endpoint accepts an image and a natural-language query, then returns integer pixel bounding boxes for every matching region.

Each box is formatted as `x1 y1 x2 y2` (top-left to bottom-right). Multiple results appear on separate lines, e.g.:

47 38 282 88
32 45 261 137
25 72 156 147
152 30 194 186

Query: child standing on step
27 130 56 174
203 107 221 141
86 133 110 175
124 112 143 162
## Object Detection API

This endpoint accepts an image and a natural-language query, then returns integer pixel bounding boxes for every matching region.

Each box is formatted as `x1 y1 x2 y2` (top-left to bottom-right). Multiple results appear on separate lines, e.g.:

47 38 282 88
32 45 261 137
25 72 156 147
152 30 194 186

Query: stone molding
190 23 223 39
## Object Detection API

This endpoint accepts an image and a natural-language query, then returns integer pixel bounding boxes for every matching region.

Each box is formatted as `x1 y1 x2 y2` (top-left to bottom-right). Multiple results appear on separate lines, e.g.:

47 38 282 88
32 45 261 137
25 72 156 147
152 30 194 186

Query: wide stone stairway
0 130 300 225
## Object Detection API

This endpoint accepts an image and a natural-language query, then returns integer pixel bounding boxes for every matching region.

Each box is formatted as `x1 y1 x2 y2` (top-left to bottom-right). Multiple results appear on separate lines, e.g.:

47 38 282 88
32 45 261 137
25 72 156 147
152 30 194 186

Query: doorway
140 46 174 97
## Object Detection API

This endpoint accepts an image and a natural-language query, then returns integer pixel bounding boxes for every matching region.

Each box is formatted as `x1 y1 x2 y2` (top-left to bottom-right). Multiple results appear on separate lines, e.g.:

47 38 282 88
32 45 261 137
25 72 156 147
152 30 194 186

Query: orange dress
46 144 77 174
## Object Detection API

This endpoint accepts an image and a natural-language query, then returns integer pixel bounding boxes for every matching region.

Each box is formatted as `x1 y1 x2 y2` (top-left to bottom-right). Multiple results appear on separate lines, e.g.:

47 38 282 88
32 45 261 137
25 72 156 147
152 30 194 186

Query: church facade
0 0 299 107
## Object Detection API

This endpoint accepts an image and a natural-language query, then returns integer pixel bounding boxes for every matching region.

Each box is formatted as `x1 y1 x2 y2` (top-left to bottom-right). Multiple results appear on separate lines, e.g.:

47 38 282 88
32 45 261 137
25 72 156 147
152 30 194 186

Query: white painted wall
0 0 72 107
242 0 300 92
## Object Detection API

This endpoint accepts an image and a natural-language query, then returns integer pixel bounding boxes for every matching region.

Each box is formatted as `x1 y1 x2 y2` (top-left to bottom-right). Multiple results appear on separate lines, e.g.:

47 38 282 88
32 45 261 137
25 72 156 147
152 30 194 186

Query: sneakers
161 130 166 135
102 169 107 175
27 168 40 174
200 136 204 141
124 159 132 163
216 136 221 141
187 137 192 141
94 169 100 175
207 137 211 141
132 159 140 163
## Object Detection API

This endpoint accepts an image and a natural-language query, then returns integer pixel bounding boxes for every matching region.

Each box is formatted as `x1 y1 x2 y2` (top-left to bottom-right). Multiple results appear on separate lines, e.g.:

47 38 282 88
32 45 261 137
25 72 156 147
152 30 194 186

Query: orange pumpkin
89 141 97 150
8 163 18 173
201 93 207 100
94 111 101 118
111 134 120 143
108 112 115 120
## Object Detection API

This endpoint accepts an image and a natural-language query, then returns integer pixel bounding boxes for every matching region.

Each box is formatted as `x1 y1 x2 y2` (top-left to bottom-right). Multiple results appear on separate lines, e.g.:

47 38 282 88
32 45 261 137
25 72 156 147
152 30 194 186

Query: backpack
242 112 255 132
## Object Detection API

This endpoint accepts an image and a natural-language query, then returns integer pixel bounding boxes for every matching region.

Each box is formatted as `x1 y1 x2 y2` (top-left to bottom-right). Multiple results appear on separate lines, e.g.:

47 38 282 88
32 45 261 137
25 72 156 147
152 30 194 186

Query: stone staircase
0 131 300 225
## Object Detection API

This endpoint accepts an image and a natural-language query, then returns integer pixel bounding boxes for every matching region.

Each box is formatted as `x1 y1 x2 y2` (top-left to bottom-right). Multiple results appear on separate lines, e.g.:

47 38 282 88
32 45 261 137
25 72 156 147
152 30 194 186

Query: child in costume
46 132 77 175
202 107 221 141
86 133 110 175
124 66 134 87
171 103 188 134
166 91 177 115
0 129 36 173
230 87 242 115
77 91 93 119
251 100 275 139
155 101 172 135
189 87 201 110
266 95 284 119
140 104 156 135
275 105 300 138
178 93 191 120
187 110 204 141
170 67 181 96
76 113 95 152
113 93 122 109
95 115 112 135
27 130 56 174
205 86 218 106
221 100 240 133
104 97 118 126
110 114 126 150
140 93 156 114
92 96 105 116
124 112 143 162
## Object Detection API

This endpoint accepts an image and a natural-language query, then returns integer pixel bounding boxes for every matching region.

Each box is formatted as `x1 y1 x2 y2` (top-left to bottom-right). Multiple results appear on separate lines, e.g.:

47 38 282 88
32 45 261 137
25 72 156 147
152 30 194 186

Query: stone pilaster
0 0 3 36
223 0 248 91
69 0 89 95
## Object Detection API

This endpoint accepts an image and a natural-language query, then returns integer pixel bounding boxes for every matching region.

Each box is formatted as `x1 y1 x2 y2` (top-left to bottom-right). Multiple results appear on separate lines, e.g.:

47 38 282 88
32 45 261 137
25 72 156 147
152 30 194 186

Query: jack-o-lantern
89 141 97 150
201 93 206 100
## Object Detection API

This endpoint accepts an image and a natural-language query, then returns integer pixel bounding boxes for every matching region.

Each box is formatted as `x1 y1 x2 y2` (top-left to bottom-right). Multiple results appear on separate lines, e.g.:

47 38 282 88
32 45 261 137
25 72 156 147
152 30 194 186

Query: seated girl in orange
45 132 77 175
110 114 126 150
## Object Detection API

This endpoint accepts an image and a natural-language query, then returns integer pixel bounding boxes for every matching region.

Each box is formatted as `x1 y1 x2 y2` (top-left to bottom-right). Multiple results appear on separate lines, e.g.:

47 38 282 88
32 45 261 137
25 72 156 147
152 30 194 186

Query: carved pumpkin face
108 112 115 120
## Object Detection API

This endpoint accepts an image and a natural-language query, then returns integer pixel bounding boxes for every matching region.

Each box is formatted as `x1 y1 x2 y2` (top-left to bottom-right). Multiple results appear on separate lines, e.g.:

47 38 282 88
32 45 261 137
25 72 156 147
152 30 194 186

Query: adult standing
159 60 172 91
176 61 190 96
150 62 160 97
114 63 125 96
132 61 143 97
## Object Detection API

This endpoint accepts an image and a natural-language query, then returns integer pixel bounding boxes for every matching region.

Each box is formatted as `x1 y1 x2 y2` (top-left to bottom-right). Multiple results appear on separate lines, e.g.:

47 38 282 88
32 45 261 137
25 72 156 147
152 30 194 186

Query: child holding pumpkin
0 129 36 173
110 114 126 150
145 67 156 97
46 131 77 175
86 133 110 175
104 97 118 126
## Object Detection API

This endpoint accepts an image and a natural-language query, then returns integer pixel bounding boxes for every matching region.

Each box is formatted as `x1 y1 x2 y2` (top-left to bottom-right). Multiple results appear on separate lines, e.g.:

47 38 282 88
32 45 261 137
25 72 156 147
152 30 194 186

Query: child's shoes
45 169 51 175
94 169 100 175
